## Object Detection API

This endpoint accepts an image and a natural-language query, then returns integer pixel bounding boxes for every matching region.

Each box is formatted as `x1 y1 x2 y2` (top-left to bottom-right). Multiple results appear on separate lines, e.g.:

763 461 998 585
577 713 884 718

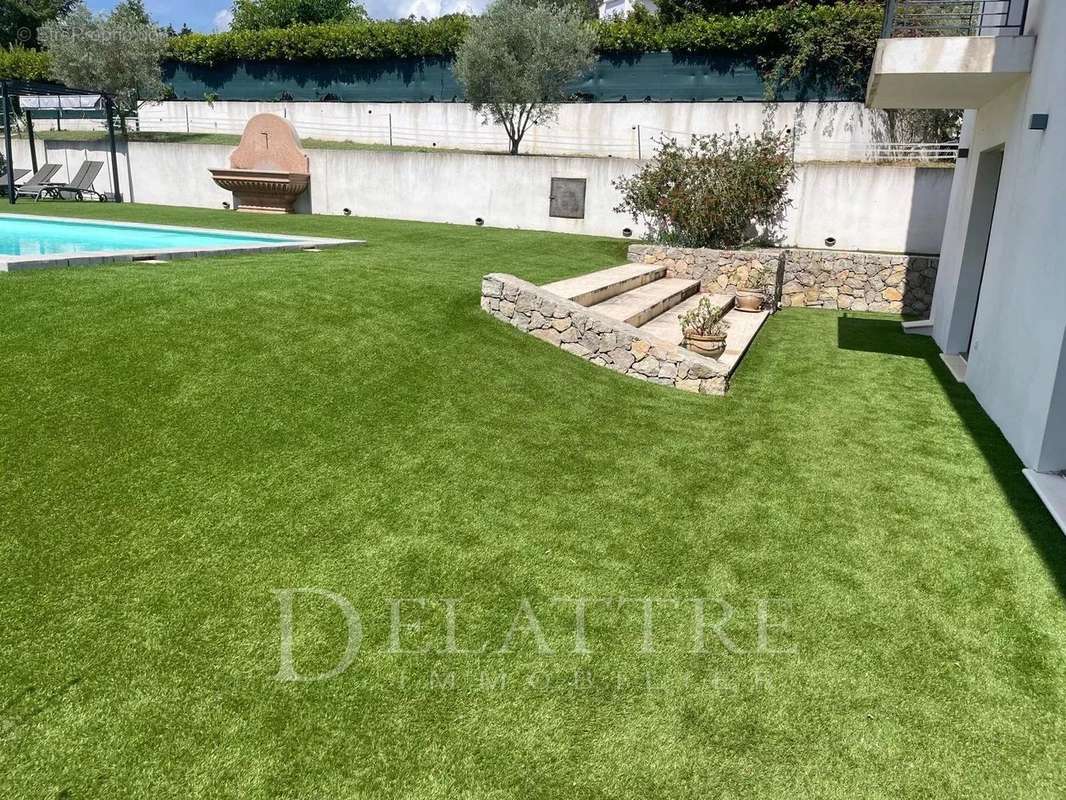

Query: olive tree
453 0 595 155
39 0 167 132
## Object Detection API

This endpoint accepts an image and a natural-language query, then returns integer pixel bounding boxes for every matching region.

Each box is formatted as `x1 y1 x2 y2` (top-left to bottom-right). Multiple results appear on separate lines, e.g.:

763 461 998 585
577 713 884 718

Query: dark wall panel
164 52 823 103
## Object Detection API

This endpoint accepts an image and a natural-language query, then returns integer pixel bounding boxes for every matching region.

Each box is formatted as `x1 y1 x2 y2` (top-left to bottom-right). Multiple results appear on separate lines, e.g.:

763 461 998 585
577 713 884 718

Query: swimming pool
0 214 361 271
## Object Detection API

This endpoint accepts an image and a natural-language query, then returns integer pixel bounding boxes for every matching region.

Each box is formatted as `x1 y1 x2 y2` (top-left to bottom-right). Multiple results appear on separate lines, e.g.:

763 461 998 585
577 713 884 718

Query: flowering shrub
614 129 795 249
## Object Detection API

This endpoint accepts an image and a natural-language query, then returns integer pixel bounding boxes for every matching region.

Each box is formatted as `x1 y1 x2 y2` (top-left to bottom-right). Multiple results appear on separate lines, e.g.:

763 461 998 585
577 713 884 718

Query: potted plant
680 297 729 359
736 266 768 312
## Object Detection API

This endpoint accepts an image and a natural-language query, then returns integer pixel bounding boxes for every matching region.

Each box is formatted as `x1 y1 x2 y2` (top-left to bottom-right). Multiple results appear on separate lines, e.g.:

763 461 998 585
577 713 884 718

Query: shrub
756 1 881 101
614 129 795 249
680 297 729 337
0 47 53 81
655 0 877 25
166 15 471 65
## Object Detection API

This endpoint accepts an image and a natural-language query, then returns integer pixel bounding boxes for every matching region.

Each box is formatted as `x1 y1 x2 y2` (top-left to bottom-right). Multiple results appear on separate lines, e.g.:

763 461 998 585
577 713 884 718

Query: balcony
867 0 1036 110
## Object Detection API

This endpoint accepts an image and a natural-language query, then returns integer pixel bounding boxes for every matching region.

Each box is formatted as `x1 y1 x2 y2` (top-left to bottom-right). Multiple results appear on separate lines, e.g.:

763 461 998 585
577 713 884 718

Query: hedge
0 47 52 81
0 3 882 100
166 14 471 64
166 4 880 63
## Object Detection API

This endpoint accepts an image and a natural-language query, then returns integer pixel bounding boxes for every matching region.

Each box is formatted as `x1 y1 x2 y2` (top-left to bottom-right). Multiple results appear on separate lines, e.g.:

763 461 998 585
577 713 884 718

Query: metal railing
26 112 961 164
882 0 1029 38
792 140 959 163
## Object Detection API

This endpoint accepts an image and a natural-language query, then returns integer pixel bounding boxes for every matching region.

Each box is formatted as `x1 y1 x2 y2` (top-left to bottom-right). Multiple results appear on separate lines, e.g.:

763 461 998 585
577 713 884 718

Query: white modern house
599 0 657 19
867 0 1065 530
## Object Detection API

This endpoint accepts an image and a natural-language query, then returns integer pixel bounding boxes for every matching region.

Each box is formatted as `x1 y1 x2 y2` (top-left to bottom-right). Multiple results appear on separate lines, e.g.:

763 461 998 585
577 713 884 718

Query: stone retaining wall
628 244 938 316
481 273 729 395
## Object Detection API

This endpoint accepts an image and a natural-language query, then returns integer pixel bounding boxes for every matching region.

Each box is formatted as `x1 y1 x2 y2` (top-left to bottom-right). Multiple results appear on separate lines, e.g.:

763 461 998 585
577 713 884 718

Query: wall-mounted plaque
549 177 587 219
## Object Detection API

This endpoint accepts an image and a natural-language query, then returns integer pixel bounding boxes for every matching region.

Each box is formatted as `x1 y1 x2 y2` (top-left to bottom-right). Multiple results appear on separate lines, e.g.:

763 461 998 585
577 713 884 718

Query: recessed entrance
947 145 1005 359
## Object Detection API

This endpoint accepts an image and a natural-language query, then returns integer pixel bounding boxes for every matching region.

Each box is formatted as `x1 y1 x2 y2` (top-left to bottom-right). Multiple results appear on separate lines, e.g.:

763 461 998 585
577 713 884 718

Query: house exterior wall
599 0 658 18
929 0 1066 471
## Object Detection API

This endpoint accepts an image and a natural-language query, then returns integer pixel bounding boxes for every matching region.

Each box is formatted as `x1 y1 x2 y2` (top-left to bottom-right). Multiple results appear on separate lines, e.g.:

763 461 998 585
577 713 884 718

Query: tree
230 0 368 30
886 108 963 144
523 0 599 21
759 0 882 101
165 23 195 37
656 0 877 25
0 0 77 48
613 129 795 248
40 1 167 132
109 0 152 27
454 0 595 155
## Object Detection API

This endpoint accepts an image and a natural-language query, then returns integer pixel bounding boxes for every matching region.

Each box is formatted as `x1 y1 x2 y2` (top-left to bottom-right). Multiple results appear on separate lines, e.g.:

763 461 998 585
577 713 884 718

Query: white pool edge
0 213 364 272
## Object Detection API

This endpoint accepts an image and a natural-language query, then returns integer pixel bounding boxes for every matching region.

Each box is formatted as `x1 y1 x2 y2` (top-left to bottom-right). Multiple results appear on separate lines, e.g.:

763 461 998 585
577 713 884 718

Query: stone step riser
570 267 666 307
541 263 666 307
622 281 700 327
638 292 734 346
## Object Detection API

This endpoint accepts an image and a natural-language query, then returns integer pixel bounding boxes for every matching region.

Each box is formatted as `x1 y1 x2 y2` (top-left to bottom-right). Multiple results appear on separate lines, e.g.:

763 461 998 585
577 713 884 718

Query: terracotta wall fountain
209 113 310 213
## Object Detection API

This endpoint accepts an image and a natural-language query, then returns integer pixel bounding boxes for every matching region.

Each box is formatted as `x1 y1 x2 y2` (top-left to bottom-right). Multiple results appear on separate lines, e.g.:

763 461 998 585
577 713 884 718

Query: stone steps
717 308 772 370
541 263 665 307
533 264 772 382
638 292 734 346
590 278 701 328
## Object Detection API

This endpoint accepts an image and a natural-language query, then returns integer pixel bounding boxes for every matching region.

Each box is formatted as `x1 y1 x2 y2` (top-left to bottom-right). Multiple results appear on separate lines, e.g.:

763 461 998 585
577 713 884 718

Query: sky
83 0 486 33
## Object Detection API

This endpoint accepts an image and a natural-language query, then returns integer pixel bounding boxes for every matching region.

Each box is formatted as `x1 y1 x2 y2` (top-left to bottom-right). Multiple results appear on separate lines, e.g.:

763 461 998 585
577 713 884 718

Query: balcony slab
867 35 1035 109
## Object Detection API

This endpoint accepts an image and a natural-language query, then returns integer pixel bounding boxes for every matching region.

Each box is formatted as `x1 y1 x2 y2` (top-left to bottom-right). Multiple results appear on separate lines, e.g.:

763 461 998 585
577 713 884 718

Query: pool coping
0 213 364 272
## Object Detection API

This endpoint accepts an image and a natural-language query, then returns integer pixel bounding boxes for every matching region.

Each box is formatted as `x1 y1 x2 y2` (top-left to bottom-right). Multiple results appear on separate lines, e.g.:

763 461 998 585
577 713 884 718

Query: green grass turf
1 203 1063 798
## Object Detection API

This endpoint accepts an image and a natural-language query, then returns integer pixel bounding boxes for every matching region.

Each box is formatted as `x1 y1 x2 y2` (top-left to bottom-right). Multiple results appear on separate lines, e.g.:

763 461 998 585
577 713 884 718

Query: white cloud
213 8 234 31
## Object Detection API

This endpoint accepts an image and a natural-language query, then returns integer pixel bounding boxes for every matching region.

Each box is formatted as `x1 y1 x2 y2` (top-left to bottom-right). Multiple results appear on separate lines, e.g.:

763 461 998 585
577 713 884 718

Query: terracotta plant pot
735 290 765 313
684 331 727 359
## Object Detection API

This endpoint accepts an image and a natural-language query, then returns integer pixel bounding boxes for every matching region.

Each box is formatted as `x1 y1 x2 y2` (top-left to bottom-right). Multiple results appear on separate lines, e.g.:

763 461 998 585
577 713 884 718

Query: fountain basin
209 113 311 214
209 168 310 214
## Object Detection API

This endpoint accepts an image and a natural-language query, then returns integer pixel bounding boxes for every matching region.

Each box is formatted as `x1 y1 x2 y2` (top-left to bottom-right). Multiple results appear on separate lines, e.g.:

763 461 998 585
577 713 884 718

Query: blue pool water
0 216 293 258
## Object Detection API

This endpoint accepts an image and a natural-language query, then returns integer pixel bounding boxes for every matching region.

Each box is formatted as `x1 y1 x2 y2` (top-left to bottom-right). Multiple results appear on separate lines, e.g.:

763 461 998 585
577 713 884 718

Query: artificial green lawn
1 203 1063 798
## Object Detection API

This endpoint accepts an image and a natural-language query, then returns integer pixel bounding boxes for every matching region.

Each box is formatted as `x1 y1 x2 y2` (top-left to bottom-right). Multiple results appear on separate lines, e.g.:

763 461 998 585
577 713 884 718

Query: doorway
948 146 1005 359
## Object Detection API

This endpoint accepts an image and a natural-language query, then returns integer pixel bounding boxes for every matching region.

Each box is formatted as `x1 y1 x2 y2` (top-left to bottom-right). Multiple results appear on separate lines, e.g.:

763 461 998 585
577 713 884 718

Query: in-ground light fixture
343 208 351 216
622 228 633 238
475 217 484 226
222 201 230 210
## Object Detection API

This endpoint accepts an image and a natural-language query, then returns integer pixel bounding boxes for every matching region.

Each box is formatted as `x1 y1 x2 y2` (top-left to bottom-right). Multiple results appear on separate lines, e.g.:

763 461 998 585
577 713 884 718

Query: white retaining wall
121 101 896 161
9 138 953 253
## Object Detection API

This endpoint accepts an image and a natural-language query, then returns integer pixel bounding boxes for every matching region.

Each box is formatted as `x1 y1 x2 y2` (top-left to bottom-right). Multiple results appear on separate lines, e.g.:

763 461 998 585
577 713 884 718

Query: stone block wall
628 244 938 316
481 273 729 395
779 250 937 314
627 245 782 296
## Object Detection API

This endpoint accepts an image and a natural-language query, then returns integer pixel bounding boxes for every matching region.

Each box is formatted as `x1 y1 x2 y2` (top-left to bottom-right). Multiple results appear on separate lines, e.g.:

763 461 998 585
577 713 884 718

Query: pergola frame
1 79 122 205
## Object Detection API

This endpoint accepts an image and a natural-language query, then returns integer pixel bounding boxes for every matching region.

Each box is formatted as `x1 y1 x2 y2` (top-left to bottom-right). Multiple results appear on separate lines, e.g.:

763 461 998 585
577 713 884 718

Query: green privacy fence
163 52 833 103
